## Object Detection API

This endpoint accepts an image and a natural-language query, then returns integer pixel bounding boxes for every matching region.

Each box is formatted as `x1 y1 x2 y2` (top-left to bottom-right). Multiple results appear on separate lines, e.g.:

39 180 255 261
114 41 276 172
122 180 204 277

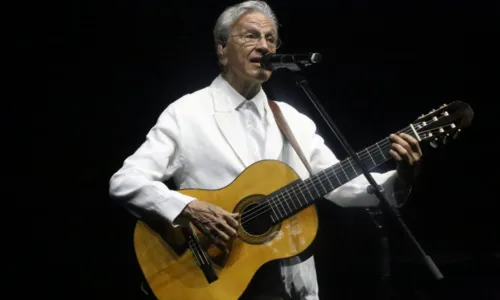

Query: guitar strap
268 100 314 176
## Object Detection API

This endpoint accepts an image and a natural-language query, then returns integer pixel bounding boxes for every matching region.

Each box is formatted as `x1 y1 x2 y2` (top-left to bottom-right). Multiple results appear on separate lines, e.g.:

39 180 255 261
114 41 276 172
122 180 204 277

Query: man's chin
251 68 272 82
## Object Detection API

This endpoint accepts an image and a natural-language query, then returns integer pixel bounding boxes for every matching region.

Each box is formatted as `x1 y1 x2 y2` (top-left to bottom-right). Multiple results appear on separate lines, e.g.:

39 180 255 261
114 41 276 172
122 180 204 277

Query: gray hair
213 1 279 46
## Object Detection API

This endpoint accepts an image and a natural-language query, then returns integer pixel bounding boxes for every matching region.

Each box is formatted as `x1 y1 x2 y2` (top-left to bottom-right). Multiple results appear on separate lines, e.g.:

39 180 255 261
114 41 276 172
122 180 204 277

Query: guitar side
133 160 319 300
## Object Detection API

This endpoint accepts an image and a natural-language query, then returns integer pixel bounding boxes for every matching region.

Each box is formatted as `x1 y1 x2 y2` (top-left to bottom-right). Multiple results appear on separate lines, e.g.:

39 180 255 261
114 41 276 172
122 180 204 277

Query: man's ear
216 41 227 67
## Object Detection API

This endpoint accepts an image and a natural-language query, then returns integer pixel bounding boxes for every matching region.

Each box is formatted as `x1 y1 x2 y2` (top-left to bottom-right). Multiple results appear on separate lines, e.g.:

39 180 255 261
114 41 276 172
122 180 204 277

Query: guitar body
133 160 319 300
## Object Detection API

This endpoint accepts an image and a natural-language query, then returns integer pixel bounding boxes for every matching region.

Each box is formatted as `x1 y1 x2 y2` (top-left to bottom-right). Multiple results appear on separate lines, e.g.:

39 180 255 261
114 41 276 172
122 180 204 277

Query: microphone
261 52 322 70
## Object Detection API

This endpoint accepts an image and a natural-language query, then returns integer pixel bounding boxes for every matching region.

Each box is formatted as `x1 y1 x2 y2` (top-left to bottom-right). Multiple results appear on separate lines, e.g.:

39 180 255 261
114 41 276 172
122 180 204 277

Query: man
109 1 422 299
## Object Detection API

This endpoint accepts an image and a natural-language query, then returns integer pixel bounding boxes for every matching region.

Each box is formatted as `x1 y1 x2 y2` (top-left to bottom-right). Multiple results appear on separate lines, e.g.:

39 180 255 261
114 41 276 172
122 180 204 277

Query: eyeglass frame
226 32 282 50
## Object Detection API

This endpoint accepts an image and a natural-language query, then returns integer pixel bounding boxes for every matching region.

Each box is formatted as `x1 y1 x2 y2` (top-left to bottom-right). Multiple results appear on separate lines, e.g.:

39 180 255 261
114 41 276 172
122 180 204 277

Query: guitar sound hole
240 202 274 236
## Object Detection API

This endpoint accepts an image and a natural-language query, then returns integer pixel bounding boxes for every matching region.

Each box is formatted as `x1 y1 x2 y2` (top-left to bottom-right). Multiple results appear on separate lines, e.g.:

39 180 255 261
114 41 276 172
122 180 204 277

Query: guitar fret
334 166 349 185
268 200 279 221
279 189 288 213
272 196 283 220
331 167 341 185
267 195 279 222
285 188 295 212
366 149 376 166
298 184 308 208
339 162 350 181
376 142 386 160
295 184 305 208
309 179 321 198
304 180 315 202
269 125 415 224
342 160 358 180
322 170 335 191
289 189 299 210
316 174 328 195
280 190 291 214
347 158 358 176
328 168 342 187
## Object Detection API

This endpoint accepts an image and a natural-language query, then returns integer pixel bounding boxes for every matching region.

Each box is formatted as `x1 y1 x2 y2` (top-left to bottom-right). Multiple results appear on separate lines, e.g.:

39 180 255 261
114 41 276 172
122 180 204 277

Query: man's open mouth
249 57 262 63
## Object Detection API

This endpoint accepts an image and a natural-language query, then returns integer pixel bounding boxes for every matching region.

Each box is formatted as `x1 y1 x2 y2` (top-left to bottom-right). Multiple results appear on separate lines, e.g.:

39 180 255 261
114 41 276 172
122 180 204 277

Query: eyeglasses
229 32 281 49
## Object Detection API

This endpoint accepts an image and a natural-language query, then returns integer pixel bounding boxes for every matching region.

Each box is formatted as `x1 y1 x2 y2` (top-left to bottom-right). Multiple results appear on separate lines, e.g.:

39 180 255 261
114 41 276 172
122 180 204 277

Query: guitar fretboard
265 125 416 224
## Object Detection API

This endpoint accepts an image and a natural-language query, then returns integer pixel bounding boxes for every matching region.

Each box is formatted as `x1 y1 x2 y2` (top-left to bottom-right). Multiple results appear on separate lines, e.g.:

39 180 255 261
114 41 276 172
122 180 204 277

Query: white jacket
109 75 399 226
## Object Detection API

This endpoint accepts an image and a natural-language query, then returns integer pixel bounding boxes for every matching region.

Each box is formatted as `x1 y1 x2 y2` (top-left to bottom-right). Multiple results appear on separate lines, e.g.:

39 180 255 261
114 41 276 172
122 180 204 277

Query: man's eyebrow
241 25 276 35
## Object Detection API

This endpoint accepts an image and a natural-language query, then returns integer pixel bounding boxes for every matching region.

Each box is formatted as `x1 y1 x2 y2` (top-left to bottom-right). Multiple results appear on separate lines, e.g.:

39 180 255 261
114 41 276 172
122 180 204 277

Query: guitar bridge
183 225 219 284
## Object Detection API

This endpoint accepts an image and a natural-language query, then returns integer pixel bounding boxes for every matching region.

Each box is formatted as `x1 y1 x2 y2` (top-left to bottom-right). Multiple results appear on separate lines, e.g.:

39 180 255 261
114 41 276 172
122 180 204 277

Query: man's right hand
181 199 239 243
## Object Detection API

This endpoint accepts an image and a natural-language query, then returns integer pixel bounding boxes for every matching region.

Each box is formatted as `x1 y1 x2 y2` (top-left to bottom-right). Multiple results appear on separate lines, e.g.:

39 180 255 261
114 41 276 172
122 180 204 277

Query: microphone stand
284 62 443 298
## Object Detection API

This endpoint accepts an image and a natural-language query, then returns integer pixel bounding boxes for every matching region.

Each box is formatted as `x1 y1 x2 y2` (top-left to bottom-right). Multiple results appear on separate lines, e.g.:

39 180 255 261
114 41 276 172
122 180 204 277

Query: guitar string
240 122 455 226
239 134 403 225
241 123 455 226
239 125 416 225
240 120 457 224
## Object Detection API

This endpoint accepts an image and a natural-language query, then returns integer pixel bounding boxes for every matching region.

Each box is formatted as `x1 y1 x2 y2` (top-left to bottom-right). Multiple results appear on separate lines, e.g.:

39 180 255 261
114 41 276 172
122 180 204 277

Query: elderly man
109 1 422 299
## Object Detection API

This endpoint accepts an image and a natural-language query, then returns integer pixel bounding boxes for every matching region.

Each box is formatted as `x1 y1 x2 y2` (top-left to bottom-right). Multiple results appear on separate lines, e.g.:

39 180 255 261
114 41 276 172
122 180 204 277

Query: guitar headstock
412 101 474 148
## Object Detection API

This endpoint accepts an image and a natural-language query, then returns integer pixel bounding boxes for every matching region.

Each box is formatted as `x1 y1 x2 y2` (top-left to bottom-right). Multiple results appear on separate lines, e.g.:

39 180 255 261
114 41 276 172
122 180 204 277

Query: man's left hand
389 133 423 186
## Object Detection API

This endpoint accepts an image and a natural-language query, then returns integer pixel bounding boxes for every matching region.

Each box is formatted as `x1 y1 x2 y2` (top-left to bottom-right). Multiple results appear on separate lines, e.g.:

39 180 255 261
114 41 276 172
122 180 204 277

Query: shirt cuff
152 188 196 227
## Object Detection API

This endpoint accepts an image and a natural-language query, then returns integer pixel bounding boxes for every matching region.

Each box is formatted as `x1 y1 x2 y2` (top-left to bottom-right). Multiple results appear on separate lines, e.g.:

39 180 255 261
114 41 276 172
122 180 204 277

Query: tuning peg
443 134 450 144
440 103 447 108
430 140 439 148
453 128 461 139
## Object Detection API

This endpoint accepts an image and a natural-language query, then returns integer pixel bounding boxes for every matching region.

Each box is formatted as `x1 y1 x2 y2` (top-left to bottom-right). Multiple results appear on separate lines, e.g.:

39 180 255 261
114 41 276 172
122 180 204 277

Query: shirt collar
213 74 267 118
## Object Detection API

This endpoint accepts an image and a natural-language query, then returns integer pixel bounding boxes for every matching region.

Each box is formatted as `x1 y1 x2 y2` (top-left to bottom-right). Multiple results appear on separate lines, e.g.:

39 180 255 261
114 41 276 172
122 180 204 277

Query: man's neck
222 72 261 100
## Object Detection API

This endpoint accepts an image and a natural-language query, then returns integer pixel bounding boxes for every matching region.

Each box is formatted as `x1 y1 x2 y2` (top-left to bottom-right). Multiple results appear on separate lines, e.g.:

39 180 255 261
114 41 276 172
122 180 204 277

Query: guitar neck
267 125 416 224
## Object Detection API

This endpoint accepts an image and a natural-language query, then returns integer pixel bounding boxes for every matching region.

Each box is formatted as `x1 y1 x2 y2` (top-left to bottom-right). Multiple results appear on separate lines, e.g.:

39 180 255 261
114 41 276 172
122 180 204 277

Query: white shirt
222 77 275 162
109 74 401 299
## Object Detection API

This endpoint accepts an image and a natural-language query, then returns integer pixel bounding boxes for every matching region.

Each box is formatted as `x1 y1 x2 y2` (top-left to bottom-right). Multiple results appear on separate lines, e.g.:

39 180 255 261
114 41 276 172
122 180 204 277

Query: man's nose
255 37 271 52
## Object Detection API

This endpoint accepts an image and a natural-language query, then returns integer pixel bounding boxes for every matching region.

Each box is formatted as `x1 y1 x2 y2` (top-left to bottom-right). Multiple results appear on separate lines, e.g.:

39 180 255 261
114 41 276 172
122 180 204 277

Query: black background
16 0 499 299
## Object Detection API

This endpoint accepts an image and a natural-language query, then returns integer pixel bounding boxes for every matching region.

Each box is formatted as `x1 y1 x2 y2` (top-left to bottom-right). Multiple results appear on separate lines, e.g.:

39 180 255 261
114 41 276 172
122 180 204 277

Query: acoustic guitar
132 101 473 299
